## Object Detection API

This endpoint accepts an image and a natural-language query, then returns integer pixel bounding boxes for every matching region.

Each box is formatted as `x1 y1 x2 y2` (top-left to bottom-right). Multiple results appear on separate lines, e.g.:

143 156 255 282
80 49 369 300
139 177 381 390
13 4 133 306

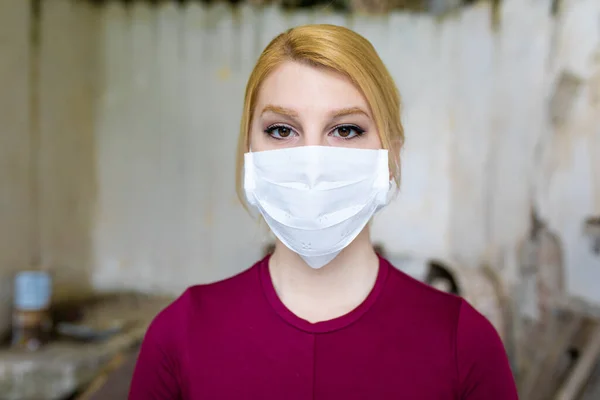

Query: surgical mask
244 145 392 269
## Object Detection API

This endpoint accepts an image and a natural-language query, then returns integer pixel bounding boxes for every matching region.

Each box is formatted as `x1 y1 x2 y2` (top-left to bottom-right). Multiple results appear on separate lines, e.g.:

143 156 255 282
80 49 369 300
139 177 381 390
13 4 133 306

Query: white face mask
244 145 392 269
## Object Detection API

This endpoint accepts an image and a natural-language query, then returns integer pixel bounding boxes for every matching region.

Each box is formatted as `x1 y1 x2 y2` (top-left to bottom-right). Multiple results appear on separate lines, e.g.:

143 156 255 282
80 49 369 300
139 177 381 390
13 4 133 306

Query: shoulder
455 300 518 398
455 299 507 365
383 259 517 398
145 260 262 342
178 262 263 325
384 259 463 329
131 262 260 400
384 258 504 337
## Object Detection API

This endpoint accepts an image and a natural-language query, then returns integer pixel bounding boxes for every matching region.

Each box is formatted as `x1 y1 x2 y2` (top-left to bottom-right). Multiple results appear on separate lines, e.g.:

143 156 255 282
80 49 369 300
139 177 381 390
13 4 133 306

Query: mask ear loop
244 151 256 199
375 150 393 206
243 147 268 231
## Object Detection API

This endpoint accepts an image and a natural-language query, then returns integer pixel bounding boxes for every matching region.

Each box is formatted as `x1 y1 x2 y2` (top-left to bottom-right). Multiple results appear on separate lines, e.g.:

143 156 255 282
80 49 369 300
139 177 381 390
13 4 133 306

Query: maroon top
130 256 518 399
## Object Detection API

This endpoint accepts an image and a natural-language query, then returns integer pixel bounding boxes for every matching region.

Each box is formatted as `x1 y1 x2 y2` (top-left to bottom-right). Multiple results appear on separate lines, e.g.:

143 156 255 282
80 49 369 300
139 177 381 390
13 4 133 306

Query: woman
130 25 518 399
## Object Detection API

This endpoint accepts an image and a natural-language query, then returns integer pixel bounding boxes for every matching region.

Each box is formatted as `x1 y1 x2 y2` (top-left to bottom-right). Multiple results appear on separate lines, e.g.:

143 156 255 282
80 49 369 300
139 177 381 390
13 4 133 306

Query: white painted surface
28 0 600 302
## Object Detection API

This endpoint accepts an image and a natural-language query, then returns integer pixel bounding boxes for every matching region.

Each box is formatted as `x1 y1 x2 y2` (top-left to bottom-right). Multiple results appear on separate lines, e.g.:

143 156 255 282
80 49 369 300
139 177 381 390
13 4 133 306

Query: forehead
255 61 370 114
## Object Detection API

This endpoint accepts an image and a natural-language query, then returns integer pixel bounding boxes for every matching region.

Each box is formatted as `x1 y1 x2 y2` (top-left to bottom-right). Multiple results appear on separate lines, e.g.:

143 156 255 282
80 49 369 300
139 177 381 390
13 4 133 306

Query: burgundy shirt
130 256 518 399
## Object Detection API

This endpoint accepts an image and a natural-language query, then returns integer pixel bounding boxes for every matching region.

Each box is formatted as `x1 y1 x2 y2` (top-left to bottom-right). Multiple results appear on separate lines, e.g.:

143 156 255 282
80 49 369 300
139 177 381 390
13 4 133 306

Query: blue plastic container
14 271 52 311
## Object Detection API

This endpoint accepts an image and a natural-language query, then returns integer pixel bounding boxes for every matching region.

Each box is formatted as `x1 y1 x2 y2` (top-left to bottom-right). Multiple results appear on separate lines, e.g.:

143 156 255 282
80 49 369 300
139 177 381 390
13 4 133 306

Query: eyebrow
260 105 370 119
331 107 370 119
260 105 299 117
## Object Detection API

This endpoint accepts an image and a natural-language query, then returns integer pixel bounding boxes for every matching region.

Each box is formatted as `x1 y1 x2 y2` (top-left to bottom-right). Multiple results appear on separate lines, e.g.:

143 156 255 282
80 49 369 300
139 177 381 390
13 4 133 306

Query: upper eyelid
266 123 297 133
266 123 294 129
331 123 363 130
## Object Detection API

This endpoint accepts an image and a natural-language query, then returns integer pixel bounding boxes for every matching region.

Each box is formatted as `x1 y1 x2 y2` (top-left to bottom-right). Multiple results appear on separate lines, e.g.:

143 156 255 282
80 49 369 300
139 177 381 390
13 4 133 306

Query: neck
268 228 380 323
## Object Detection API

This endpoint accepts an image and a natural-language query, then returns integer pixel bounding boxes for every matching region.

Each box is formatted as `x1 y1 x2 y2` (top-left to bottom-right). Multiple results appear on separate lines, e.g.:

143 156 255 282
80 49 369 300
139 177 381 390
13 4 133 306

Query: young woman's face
249 61 382 152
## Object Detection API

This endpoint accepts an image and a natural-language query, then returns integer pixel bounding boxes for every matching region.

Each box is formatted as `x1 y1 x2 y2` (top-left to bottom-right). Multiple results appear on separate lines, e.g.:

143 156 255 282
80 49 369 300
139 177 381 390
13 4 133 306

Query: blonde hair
235 24 404 207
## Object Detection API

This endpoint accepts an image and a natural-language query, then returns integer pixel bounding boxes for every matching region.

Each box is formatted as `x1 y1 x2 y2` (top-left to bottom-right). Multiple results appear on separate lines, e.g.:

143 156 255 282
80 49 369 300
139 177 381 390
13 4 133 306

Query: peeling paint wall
534 0 600 302
24 0 600 302
38 0 100 300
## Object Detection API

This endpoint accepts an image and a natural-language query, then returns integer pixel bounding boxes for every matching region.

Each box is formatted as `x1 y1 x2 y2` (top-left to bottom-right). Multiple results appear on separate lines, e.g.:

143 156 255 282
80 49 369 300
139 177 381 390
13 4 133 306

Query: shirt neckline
259 254 389 334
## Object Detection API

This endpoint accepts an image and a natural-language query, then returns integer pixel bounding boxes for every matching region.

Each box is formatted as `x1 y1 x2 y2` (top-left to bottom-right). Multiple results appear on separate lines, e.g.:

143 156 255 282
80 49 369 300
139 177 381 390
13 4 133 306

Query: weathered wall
38 0 100 299
32 0 600 302
534 0 600 302
0 0 33 276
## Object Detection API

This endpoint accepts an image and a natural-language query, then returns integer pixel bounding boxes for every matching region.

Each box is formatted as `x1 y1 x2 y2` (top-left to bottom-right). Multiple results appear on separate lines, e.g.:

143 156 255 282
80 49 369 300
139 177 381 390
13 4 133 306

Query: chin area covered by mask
244 145 392 269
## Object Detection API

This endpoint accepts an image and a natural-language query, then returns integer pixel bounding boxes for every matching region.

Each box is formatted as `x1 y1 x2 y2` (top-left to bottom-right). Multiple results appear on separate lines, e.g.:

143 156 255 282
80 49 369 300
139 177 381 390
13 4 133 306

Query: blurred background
0 0 599 398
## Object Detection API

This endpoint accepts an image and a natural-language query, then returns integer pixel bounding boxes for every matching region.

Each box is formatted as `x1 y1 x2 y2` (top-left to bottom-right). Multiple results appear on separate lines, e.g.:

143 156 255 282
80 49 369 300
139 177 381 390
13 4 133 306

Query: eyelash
263 124 366 141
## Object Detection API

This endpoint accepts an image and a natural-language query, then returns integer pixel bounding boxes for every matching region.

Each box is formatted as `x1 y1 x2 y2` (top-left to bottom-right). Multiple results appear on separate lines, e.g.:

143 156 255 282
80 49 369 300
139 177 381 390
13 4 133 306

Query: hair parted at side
235 24 404 207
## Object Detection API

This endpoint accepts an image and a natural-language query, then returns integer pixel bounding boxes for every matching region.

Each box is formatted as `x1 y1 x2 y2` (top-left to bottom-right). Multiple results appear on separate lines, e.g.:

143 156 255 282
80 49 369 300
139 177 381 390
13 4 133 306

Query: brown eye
337 127 351 137
278 127 292 137
265 125 296 140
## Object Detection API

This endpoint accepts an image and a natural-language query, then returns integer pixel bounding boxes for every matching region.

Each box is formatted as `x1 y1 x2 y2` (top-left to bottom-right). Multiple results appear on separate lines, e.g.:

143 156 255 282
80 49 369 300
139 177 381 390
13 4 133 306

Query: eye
330 125 365 140
264 124 297 140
